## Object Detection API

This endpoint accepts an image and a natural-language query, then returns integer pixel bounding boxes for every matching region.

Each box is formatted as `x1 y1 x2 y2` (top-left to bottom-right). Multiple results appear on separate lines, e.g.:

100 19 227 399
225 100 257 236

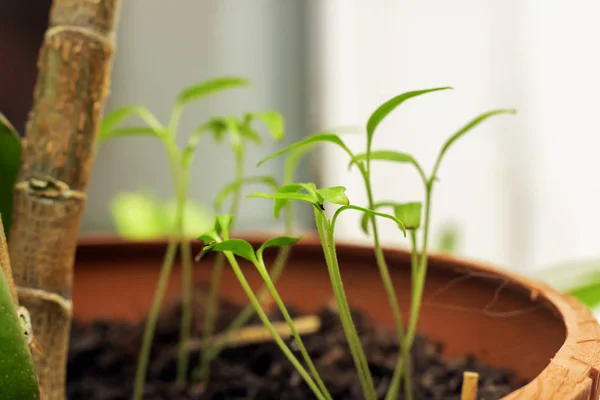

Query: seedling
194 145 313 382
99 77 284 399
198 183 406 400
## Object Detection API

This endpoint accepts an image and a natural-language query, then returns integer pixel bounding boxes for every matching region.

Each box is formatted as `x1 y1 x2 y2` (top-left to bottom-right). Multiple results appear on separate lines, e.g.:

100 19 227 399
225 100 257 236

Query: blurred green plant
535 259 600 310
0 113 21 237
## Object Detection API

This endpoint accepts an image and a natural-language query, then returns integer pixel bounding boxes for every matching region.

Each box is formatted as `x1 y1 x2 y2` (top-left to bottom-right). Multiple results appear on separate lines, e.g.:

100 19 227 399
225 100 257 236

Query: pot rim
75 232 600 399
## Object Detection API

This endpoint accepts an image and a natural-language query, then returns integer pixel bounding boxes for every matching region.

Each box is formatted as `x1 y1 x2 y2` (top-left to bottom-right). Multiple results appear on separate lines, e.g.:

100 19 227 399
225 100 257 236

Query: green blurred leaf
333 205 406 237
436 223 461 253
393 202 422 230
176 77 249 106
257 132 355 168
316 186 349 206
215 214 234 237
257 236 301 261
100 105 164 138
433 109 516 177
214 176 279 212
0 113 20 236
358 201 399 235
248 190 318 217
0 271 40 399
246 111 285 141
366 87 452 153
109 191 167 240
163 199 214 238
99 127 162 142
569 284 600 309
204 239 257 264
350 150 426 183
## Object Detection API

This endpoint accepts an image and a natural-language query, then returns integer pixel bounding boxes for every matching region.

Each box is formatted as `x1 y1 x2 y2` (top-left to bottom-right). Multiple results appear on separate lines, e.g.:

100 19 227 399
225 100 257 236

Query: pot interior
72 237 565 383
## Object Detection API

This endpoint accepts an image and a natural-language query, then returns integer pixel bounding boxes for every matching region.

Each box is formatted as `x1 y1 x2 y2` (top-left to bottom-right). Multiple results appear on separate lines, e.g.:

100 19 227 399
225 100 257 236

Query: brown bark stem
8 1 121 399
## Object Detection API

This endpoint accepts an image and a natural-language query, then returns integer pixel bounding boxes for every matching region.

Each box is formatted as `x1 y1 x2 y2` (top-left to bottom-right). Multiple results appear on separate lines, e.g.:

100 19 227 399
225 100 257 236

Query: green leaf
248 191 318 217
0 113 20 236
99 127 162 142
316 186 349 206
214 176 279 212
246 111 285 141
163 199 214 238
284 143 316 184
366 87 452 152
393 202 422 230
433 109 516 177
257 132 355 168
197 230 219 244
256 236 301 261
204 239 257 264
333 205 406 237
569 283 600 309
358 201 399 235
436 223 461 253
215 214 234 237
0 271 40 399
350 150 427 183
100 105 163 138
109 191 168 240
176 77 249 106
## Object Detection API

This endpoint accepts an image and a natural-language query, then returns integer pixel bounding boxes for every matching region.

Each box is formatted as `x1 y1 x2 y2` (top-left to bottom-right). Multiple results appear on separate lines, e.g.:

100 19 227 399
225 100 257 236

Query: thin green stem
360 166 409 400
223 251 327 400
404 230 419 400
133 239 179 400
194 253 225 381
196 147 245 382
316 210 377 400
404 185 433 352
255 258 332 400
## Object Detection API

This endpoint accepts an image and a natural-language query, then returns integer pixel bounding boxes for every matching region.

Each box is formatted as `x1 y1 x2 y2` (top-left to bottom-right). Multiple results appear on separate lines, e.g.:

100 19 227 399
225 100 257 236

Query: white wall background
308 0 600 271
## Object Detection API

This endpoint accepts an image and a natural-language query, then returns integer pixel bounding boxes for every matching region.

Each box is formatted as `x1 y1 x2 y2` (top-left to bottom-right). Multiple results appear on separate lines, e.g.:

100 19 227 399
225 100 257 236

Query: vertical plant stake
8 1 122 399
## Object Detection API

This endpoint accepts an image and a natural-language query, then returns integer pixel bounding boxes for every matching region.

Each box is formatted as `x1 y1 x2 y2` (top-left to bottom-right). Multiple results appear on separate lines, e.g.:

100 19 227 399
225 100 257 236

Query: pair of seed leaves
198 183 419 265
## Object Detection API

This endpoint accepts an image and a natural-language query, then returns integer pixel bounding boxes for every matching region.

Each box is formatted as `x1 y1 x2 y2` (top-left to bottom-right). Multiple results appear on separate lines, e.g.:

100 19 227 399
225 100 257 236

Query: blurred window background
2 0 600 274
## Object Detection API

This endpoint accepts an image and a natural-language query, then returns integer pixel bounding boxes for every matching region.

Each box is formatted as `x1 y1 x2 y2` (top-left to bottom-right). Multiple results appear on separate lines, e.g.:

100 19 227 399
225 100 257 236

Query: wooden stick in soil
460 371 479 400
8 1 122 399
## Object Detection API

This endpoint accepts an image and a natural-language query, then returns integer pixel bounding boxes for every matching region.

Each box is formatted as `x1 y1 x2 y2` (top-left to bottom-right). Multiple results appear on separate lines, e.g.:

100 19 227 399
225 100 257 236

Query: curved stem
133 239 179 400
316 210 377 400
255 258 332 400
223 251 327 400
196 147 245 382
360 167 410 400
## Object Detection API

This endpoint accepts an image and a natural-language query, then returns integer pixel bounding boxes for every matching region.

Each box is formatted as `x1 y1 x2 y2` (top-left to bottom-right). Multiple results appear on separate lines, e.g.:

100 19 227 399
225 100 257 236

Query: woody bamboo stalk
8 1 122 399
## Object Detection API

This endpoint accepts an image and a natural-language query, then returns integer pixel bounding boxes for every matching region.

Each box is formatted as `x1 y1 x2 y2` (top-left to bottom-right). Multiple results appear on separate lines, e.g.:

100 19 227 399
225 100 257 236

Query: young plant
245 183 407 400
351 107 516 399
254 88 449 398
98 77 283 398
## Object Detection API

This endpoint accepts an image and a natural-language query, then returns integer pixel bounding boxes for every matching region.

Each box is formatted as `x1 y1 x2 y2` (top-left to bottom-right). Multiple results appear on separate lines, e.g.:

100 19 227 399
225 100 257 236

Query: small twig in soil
460 371 479 400
187 315 321 350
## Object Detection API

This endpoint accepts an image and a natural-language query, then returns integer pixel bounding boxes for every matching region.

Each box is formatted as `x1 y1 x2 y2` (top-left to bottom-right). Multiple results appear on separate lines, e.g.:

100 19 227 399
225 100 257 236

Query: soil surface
67 293 524 399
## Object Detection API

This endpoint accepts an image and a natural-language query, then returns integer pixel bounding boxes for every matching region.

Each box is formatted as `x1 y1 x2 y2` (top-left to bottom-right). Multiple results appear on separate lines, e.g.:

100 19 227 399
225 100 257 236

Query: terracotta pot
72 234 600 399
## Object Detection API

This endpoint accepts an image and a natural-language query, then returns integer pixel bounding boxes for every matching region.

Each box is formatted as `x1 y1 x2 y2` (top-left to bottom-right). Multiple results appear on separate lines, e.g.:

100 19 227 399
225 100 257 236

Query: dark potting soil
66 294 524 400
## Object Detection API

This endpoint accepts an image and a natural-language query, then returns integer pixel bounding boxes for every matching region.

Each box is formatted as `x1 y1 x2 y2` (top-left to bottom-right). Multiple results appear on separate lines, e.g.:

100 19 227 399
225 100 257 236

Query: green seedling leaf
0 270 40 399
197 230 219 245
182 117 239 167
246 111 285 141
393 202 422 230
109 191 168 240
333 205 406 237
176 77 249 106
248 190 318 218
256 236 301 261
366 87 452 152
99 127 162 143
203 239 257 264
214 176 279 212
0 113 21 236
164 199 213 238
215 214 234 237
358 201 399 235
316 186 349 206
350 150 427 184
257 132 355 168
284 143 317 184
100 105 163 137
436 223 461 253
433 109 516 177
